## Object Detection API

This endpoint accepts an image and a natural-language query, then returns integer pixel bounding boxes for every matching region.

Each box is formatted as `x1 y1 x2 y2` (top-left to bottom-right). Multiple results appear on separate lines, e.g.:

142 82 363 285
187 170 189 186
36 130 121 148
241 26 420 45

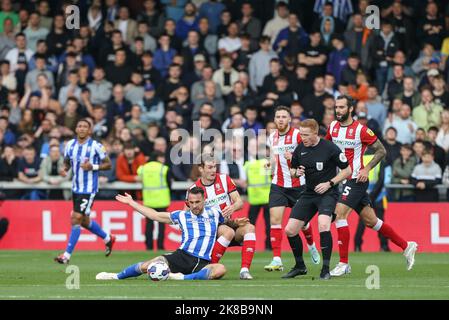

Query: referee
282 119 352 280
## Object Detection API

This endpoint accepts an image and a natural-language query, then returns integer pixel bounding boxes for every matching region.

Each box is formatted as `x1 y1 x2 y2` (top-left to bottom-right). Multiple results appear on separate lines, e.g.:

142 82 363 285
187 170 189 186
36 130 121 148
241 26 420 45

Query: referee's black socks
320 231 333 272
287 235 306 269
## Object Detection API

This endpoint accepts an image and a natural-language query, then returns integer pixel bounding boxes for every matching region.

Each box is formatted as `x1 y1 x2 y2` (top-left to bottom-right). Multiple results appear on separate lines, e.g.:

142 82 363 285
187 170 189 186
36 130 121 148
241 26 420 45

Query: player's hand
234 217 250 227
284 151 292 161
314 182 331 194
81 160 93 171
356 168 369 183
60 168 68 177
296 165 305 177
222 205 235 218
416 182 426 190
116 192 134 205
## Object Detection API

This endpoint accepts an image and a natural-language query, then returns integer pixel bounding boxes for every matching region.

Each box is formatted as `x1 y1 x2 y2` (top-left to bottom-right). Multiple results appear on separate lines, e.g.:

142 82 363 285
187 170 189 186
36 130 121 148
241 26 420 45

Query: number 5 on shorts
342 186 351 196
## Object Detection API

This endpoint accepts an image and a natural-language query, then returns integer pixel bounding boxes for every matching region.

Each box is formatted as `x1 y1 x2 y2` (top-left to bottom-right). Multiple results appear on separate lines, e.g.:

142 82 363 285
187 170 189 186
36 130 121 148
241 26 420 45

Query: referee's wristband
92 164 100 171
329 180 335 187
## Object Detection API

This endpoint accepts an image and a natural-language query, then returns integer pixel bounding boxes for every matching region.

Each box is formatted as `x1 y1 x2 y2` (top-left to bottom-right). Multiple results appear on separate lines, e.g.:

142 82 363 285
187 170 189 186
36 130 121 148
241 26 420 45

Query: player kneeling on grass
283 119 352 280
96 187 226 281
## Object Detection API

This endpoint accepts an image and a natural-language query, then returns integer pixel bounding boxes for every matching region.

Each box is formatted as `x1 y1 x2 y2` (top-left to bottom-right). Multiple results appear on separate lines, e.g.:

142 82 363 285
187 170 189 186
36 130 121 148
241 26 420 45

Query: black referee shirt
291 138 349 191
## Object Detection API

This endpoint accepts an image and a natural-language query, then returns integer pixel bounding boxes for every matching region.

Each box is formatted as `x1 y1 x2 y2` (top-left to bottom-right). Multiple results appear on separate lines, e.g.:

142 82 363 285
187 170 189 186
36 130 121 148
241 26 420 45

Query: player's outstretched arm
115 193 172 224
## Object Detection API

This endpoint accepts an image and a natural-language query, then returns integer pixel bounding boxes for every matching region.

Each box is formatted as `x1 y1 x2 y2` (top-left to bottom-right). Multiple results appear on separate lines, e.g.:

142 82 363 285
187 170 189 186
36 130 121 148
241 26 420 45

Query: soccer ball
147 261 170 281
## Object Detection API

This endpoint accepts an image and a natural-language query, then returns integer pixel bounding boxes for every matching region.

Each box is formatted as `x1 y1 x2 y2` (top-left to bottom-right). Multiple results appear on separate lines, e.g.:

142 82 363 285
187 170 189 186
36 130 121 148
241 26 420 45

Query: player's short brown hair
197 153 217 167
274 105 291 116
299 119 319 133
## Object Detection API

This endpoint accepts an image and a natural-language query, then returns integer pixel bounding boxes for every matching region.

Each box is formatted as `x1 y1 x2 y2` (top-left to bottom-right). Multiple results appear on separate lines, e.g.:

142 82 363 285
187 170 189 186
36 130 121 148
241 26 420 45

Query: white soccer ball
147 261 170 281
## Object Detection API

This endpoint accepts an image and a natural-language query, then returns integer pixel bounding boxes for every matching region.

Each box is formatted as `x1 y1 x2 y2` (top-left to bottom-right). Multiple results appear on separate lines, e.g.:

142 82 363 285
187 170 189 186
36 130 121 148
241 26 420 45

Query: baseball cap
357 111 368 119
144 83 155 91
194 54 206 62
429 57 440 64
427 68 439 77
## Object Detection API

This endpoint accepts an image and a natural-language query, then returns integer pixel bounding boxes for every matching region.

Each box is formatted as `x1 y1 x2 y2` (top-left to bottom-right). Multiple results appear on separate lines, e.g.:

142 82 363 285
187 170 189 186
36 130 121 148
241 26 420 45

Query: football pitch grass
1 250 448 300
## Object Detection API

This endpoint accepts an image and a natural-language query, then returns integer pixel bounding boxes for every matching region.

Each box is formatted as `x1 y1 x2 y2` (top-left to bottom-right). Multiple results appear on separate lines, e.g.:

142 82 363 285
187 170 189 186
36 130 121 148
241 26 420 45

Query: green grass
0 250 448 300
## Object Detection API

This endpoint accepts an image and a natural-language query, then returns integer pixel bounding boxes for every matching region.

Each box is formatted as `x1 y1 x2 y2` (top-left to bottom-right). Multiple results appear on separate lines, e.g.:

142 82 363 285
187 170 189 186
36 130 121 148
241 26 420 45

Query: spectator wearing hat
412 43 440 78
139 83 164 124
182 53 205 89
355 100 381 137
412 87 443 131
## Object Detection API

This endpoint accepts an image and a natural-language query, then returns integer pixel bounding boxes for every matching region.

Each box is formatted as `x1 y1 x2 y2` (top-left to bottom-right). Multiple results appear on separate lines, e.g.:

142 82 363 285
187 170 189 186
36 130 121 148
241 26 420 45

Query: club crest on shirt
215 183 221 191
316 162 323 171
285 135 292 144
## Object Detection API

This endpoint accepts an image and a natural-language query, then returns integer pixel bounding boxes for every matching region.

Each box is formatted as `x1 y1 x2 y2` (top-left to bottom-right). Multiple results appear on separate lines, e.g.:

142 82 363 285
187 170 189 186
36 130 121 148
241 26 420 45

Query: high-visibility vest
244 159 271 205
137 161 170 209
364 154 389 208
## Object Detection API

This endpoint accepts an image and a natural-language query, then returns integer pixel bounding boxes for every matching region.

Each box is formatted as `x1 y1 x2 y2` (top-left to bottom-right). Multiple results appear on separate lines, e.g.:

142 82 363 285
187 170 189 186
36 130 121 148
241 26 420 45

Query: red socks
270 225 283 258
336 220 350 264
210 236 230 263
302 223 314 246
241 233 256 269
373 219 408 250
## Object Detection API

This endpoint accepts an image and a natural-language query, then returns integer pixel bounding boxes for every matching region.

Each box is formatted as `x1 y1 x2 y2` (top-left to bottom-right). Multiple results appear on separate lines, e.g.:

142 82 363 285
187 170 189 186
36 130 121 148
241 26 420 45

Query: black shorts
290 188 339 224
163 249 209 274
269 184 305 208
72 193 96 215
339 179 372 214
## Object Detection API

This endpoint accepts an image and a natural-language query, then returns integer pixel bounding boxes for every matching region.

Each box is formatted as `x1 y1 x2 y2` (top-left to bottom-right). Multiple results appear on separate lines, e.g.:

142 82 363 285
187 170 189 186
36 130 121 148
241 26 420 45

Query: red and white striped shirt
267 127 305 188
187 174 237 211
325 120 378 179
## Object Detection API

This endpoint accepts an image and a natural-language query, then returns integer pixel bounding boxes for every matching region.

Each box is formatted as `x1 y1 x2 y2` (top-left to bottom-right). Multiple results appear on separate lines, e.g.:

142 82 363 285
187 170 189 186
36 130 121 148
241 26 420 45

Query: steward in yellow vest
244 157 271 250
137 151 171 250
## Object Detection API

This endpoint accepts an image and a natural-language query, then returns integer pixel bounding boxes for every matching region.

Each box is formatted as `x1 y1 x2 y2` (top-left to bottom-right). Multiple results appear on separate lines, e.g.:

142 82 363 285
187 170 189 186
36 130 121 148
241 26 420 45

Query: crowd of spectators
1 0 449 202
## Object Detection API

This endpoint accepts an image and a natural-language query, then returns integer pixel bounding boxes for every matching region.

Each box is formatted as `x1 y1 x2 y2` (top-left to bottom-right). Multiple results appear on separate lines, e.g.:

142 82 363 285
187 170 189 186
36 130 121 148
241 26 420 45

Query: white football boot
404 241 418 271
330 262 351 277
95 272 118 280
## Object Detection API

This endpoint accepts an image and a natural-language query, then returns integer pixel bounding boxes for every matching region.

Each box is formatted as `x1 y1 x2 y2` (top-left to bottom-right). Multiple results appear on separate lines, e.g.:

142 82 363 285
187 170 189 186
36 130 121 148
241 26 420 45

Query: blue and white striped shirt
314 0 353 22
64 138 107 194
170 206 224 261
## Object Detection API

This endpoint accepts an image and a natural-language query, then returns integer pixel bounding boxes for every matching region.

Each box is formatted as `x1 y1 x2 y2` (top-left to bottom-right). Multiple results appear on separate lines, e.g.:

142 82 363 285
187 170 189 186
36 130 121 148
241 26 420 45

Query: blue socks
183 268 211 280
87 220 107 240
117 262 144 280
66 225 81 254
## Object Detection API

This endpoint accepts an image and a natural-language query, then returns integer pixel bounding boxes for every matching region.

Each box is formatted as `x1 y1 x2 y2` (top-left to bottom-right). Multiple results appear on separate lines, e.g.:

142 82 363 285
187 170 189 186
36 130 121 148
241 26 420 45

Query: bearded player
264 106 320 272
186 155 256 280
327 95 417 276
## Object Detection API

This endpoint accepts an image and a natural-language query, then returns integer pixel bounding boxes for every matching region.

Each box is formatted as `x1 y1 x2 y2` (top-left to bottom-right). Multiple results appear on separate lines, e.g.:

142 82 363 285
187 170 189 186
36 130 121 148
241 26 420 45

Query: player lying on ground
187 155 256 279
265 106 320 272
55 119 115 264
284 119 352 280
326 95 417 276
96 187 226 281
